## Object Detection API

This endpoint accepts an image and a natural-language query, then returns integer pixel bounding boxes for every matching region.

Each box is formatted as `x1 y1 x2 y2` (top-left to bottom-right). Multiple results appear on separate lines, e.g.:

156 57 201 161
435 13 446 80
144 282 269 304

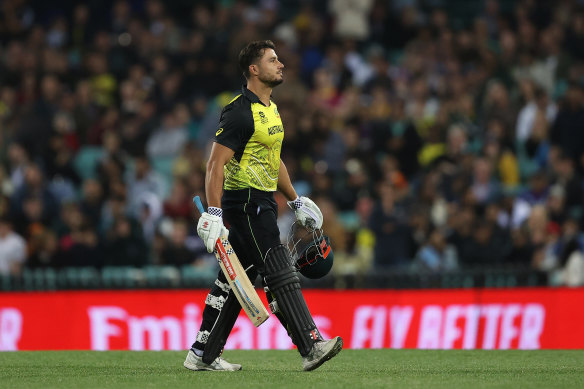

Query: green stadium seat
181 265 217 288
143 265 181 288
0 274 11 291
151 156 175 177
101 266 145 289
73 146 105 180
58 267 89 289
21 269 35 291
75 267 100 289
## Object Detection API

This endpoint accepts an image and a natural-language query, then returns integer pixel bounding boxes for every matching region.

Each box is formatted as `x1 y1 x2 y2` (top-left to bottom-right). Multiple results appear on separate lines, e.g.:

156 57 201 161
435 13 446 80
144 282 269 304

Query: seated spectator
146 111 188 159
412 228 458 273
125 154 168 217
138 192 163 241
369 182 412 269
79 179 105 228
520 170 550 206
10 163 60 223
104 216 147 267
470 157 501 205
0 216 27 276
163 178 193 219
160 218 203 267
544 218 584 286
27 230 64 268
52 201 85 239
14 194 50 240
458 221 506 267
506 226 535 267
59 225 104 268
331 228 375 280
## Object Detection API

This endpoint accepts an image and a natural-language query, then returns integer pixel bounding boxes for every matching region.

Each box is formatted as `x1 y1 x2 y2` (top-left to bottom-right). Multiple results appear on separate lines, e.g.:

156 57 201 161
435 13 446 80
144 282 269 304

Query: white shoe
302 336 343 371
183 350 242 371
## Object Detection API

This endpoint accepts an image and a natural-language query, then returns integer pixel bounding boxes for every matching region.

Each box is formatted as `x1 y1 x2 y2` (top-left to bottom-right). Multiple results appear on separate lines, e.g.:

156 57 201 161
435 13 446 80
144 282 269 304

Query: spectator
163 178 193 220
0 0 581 289
160 218 199 267
79 179 104 228
470 157 501 205
59 225 103 268
515 80 557 143
550 83 584 169
369 182 412 269
329 0 373 41
550 218 584 286
412 228 458 273
124 155 167 218
27 229 64 268
104 216 147 267
11 163 59 223
458 220 506 267
146 111 188 159
0 217 27 276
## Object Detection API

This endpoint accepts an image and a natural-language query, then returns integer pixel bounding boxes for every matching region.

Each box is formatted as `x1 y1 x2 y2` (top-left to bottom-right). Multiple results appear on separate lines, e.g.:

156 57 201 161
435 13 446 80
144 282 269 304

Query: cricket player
184 40 343 371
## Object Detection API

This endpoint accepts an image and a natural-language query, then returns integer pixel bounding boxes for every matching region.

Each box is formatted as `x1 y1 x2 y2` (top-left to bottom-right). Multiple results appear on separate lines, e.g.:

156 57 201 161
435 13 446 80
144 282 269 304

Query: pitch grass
1 350 584 389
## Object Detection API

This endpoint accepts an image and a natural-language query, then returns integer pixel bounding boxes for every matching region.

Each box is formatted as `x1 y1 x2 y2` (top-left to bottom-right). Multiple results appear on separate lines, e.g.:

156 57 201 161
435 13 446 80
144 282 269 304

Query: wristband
290 197 303 210
208 206 223 218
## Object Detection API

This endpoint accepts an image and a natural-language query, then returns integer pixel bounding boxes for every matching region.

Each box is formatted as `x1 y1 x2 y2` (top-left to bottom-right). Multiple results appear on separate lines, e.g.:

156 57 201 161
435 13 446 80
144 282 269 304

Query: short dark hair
238 40 276 79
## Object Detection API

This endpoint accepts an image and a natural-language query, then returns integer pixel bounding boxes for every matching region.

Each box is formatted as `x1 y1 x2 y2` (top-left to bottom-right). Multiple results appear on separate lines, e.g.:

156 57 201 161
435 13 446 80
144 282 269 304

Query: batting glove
287 196 323 230
197 207 229 253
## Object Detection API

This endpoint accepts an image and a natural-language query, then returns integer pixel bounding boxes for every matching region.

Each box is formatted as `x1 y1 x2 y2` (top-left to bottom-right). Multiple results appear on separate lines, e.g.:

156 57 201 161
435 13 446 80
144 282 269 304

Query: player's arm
277 159 298 201
205 142 235 208
279 159 323 230
207 98 250 207
198 100 245 253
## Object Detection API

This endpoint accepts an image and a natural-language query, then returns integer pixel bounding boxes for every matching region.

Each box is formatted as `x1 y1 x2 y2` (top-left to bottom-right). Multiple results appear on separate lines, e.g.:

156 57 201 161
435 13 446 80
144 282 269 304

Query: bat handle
193 196 205 214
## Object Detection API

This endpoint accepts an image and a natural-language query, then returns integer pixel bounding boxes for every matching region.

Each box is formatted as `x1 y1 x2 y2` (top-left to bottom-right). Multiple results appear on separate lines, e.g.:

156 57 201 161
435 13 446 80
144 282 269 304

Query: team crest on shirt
274 107 280 117
258 111 268 124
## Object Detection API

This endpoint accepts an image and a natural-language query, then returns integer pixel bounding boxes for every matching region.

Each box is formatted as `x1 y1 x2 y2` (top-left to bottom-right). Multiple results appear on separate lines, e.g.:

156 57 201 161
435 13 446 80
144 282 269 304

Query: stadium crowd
0 0 584 286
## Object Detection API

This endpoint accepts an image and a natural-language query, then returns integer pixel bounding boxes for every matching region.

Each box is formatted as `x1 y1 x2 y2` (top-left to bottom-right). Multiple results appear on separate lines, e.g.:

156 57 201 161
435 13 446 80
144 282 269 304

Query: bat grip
193 196 205 214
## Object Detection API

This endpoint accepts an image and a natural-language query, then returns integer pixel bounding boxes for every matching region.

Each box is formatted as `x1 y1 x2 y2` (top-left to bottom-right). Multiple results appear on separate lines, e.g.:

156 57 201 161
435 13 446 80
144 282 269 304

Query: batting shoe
183 350 242 371
302 336 343 371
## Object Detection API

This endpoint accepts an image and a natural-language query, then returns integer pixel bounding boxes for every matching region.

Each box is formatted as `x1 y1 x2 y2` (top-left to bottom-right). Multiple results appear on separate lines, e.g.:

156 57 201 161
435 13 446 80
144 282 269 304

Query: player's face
257 48 284 87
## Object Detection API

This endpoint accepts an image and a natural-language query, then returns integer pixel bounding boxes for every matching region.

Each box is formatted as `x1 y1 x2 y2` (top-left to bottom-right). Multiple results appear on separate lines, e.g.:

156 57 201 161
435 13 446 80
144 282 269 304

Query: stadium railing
0 264 548 292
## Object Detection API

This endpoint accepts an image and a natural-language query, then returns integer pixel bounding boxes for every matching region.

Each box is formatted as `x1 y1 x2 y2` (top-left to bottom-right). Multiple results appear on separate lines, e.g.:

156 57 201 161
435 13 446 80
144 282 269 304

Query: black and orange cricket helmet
287 222 334 279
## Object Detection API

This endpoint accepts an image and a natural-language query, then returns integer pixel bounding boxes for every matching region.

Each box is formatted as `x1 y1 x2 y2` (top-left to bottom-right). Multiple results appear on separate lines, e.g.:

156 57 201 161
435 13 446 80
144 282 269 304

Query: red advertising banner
1 288 583 351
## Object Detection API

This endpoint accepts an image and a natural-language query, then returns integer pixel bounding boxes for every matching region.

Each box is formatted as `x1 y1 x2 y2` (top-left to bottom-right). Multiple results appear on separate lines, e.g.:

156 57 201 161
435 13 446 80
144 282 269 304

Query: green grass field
1 350 583 389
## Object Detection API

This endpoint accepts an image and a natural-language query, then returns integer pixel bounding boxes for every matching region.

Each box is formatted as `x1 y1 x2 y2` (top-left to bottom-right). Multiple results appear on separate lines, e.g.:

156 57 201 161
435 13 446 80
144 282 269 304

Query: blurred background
1 0 584 292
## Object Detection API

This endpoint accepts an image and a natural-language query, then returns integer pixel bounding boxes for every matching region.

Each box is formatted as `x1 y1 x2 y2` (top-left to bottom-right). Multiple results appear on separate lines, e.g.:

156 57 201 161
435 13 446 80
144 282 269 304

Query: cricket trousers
192 189 281 353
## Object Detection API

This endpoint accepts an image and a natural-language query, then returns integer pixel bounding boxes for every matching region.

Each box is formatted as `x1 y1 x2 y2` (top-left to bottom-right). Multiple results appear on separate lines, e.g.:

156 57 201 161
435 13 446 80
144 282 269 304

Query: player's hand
197 211 229 253
287 196 323 230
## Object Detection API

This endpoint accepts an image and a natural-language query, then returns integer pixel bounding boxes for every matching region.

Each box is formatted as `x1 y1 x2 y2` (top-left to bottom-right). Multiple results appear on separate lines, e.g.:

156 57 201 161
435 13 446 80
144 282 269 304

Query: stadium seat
181 265 217 288
57 267 98 289
76 267 100 289
21 269 34 290
143 265 181 288
151 156 175 178
73 146 105 180
0 274 11 291
101 266 146 289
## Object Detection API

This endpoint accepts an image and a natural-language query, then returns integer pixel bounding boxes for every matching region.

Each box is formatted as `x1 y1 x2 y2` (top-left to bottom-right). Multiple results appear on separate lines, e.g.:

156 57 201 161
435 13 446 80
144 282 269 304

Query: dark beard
261 76 283 88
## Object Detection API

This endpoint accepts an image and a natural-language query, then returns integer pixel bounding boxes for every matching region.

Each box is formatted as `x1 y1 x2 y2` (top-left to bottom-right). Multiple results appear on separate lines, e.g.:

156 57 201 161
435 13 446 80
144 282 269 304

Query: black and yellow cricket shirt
215 86 284 192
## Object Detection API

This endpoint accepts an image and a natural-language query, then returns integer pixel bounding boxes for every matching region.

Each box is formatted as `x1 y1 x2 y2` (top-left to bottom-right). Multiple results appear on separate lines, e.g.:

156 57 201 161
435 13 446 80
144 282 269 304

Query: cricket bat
194 196 269 327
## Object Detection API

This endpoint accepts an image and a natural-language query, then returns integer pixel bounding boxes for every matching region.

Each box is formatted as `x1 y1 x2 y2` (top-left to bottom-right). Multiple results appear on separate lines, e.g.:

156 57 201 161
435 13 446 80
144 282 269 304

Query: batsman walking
184 40 343 371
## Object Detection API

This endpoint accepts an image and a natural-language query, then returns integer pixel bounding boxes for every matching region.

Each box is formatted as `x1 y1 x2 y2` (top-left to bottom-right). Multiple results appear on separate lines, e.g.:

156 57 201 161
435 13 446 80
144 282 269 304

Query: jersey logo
274 107 280 117
268 125 283 135
258 111 268 124
216 128 224 136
